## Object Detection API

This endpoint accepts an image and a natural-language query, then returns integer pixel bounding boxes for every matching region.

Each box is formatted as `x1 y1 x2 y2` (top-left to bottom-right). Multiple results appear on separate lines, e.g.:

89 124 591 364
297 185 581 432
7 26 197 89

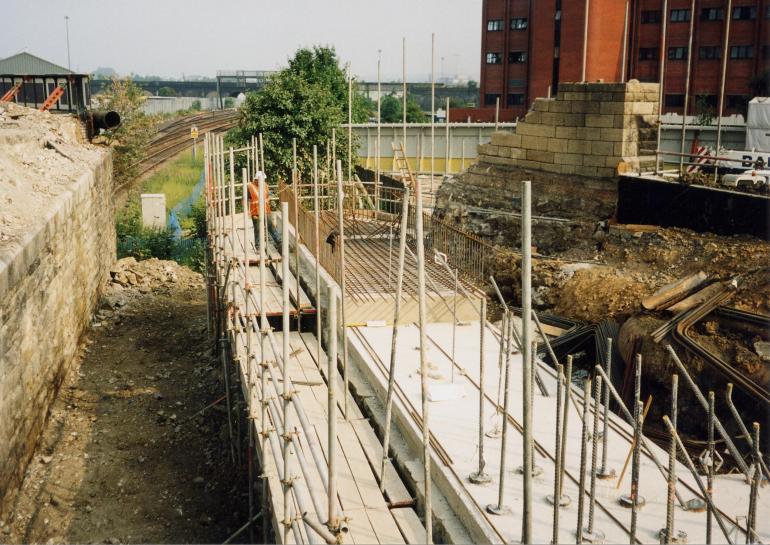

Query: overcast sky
2 1 482 82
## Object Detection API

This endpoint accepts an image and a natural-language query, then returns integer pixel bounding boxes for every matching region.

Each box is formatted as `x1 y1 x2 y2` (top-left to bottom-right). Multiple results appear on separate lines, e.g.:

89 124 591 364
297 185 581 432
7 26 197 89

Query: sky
1 1 483 82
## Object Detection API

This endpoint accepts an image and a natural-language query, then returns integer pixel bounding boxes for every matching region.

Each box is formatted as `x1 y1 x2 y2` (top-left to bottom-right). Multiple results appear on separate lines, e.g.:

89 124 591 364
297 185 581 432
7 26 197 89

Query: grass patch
116 146 207 271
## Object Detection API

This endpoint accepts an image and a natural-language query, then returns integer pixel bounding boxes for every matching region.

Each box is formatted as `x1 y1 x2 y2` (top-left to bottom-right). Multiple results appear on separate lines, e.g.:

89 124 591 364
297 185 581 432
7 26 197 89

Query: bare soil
2 258 246 544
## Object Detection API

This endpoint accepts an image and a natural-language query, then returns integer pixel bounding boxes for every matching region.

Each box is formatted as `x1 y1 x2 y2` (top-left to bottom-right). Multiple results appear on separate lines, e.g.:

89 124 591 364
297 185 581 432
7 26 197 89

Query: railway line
136 109 241 177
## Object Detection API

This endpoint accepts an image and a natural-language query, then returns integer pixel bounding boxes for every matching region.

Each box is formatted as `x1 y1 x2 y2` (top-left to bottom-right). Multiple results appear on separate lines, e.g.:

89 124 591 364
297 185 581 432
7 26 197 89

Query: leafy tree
695 95 715 126
228 46 368 181
97 78 156 184
191 99 202 111
380 94 427 123
224 97 235 108
158 86 178 97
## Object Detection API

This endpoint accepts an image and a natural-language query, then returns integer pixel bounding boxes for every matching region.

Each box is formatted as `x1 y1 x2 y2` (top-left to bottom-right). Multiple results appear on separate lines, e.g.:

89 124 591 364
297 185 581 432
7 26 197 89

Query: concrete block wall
0 153 115 514
477 81 659 178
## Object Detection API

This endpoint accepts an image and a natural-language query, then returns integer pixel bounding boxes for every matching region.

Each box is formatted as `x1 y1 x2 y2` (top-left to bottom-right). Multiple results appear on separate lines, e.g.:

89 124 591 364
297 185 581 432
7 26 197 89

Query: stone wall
477 81 659 178
0 142 115 515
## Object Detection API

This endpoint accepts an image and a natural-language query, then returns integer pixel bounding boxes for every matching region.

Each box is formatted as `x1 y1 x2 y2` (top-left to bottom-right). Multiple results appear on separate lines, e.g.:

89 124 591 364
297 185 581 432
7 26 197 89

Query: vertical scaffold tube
327 290 339 531
521 180 533 543
414 156 433 543
381 188 411 490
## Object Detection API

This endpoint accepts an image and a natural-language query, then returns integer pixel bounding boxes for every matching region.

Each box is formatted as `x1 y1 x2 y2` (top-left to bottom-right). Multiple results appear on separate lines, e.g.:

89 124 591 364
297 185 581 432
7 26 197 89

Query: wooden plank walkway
222 225 425 544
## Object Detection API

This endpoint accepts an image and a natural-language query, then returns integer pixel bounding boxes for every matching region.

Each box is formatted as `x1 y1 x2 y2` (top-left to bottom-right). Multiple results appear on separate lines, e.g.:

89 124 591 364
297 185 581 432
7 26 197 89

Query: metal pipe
430 33 435 198
488 316 513 516
560 355 573 497
445 97 450 174
665 374 679 543
451 267 457 383
662 415 735 544
714 0 733 183
281 201 292 545
488 310 507 437
655 0 669 174
577 378 592 544
414 150 433 543
582 0 590 82
327 290 339 530
678 0 697 176
621 0 630 82
707 391 715 545
382 188 411 489
402 37 407 151
594 364 687 507
257 172 270 544
665 345 751 479
630 399 643 543
586 374 603 541
551 364 564 544
725 383 770 481
470 297 492 484
313 146 322 411
521 180 533 543
748 423 760 544
336 160 350 420
599 337 615 479
376 50 382 215
241 166 255 543
292 138 301 332
348 65 353 185
90 110 121 130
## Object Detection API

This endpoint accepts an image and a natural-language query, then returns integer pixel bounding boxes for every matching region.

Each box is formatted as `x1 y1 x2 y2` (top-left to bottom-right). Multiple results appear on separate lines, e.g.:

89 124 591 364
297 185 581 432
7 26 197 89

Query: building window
487 19 504 31
555 9 562 20
508 51 528 63
484 93 501 106
507 93 525 106
668 46 688 60
699 46 722 59
665 94 685 107
697 95 718 108
700 7 724 20
726 95 749 110
730 45 754 58
639 47 659 60
670 9 691 22
763 45 770 58
732 6 757 19
486 52 502 64
511 17 528 29
641 10 662 23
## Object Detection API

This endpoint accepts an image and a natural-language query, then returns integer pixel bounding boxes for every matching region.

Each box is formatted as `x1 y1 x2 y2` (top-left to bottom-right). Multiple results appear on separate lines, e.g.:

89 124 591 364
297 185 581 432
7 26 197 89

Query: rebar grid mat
281 180 487 304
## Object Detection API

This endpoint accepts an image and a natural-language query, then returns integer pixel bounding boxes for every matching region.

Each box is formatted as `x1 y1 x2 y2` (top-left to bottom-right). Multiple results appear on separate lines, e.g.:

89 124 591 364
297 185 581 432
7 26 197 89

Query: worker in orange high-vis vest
247 173 270 248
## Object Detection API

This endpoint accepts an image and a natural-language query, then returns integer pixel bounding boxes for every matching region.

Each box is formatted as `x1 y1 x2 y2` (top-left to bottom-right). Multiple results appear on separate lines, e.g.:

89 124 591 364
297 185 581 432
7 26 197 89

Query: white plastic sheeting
746 97 770 151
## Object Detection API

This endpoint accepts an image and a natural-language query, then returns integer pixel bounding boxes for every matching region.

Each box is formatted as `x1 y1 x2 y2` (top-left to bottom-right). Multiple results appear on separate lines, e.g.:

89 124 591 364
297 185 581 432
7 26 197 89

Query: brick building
478 0 768 117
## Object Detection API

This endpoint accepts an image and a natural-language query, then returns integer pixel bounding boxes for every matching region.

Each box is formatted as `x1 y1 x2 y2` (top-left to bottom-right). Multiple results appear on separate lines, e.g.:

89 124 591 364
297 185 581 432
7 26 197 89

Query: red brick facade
479 0 768 116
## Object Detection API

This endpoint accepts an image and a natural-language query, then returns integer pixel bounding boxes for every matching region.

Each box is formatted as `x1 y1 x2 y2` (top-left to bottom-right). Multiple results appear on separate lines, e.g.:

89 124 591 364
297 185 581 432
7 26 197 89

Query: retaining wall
0 150 115 514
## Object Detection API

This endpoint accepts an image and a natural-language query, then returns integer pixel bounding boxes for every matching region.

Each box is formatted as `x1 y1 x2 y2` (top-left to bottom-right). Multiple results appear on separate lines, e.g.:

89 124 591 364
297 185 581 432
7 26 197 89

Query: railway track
136 109 241 177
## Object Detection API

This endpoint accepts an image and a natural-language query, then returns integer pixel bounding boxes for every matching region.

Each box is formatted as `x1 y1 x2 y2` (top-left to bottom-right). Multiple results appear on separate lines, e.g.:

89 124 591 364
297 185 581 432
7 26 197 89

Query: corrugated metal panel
0 52 72 75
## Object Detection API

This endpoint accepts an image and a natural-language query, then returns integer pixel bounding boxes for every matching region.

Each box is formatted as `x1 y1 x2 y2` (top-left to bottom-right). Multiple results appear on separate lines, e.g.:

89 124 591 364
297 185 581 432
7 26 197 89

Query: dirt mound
0 103 104 256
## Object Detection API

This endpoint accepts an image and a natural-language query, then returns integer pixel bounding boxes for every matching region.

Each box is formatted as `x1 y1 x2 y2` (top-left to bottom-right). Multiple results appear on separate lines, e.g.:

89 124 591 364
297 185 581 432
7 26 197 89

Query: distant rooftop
0 52 74 76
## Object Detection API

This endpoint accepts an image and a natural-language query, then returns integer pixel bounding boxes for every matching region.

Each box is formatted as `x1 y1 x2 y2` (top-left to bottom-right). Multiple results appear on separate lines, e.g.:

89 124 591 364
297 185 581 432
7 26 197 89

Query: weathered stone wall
477 81 659 178
0 150 115 514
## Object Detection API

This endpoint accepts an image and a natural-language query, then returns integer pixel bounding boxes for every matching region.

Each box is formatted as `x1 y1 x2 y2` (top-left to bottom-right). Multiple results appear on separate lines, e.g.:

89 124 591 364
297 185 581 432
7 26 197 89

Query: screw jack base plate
619 494 646 508
581 528 606 543
597 468 616 480
486 504 512 516
469 471 492 484
545 493 572 507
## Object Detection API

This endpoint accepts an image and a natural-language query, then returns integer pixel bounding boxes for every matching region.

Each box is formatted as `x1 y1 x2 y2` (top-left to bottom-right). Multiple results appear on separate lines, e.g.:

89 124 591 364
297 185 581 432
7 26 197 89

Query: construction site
2 5 770 543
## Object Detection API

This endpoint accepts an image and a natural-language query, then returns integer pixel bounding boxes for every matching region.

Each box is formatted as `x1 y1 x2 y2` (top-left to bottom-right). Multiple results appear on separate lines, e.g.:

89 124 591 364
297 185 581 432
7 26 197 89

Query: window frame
668 46 688 60
732 6 757 20
487 19 504 31
730 44 754 59
699 45 722 59
510 17 528 30
700 7 724 20
670 8 691 22
639 47 659 60
486 52 503 64
641 10 662 23
508 51 528 64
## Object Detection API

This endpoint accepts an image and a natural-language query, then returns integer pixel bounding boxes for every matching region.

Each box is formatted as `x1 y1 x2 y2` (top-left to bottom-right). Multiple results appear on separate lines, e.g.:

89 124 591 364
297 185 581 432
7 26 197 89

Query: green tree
97 78 156 184
380 94 427 123
228 46 367 181
158 86 178 97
